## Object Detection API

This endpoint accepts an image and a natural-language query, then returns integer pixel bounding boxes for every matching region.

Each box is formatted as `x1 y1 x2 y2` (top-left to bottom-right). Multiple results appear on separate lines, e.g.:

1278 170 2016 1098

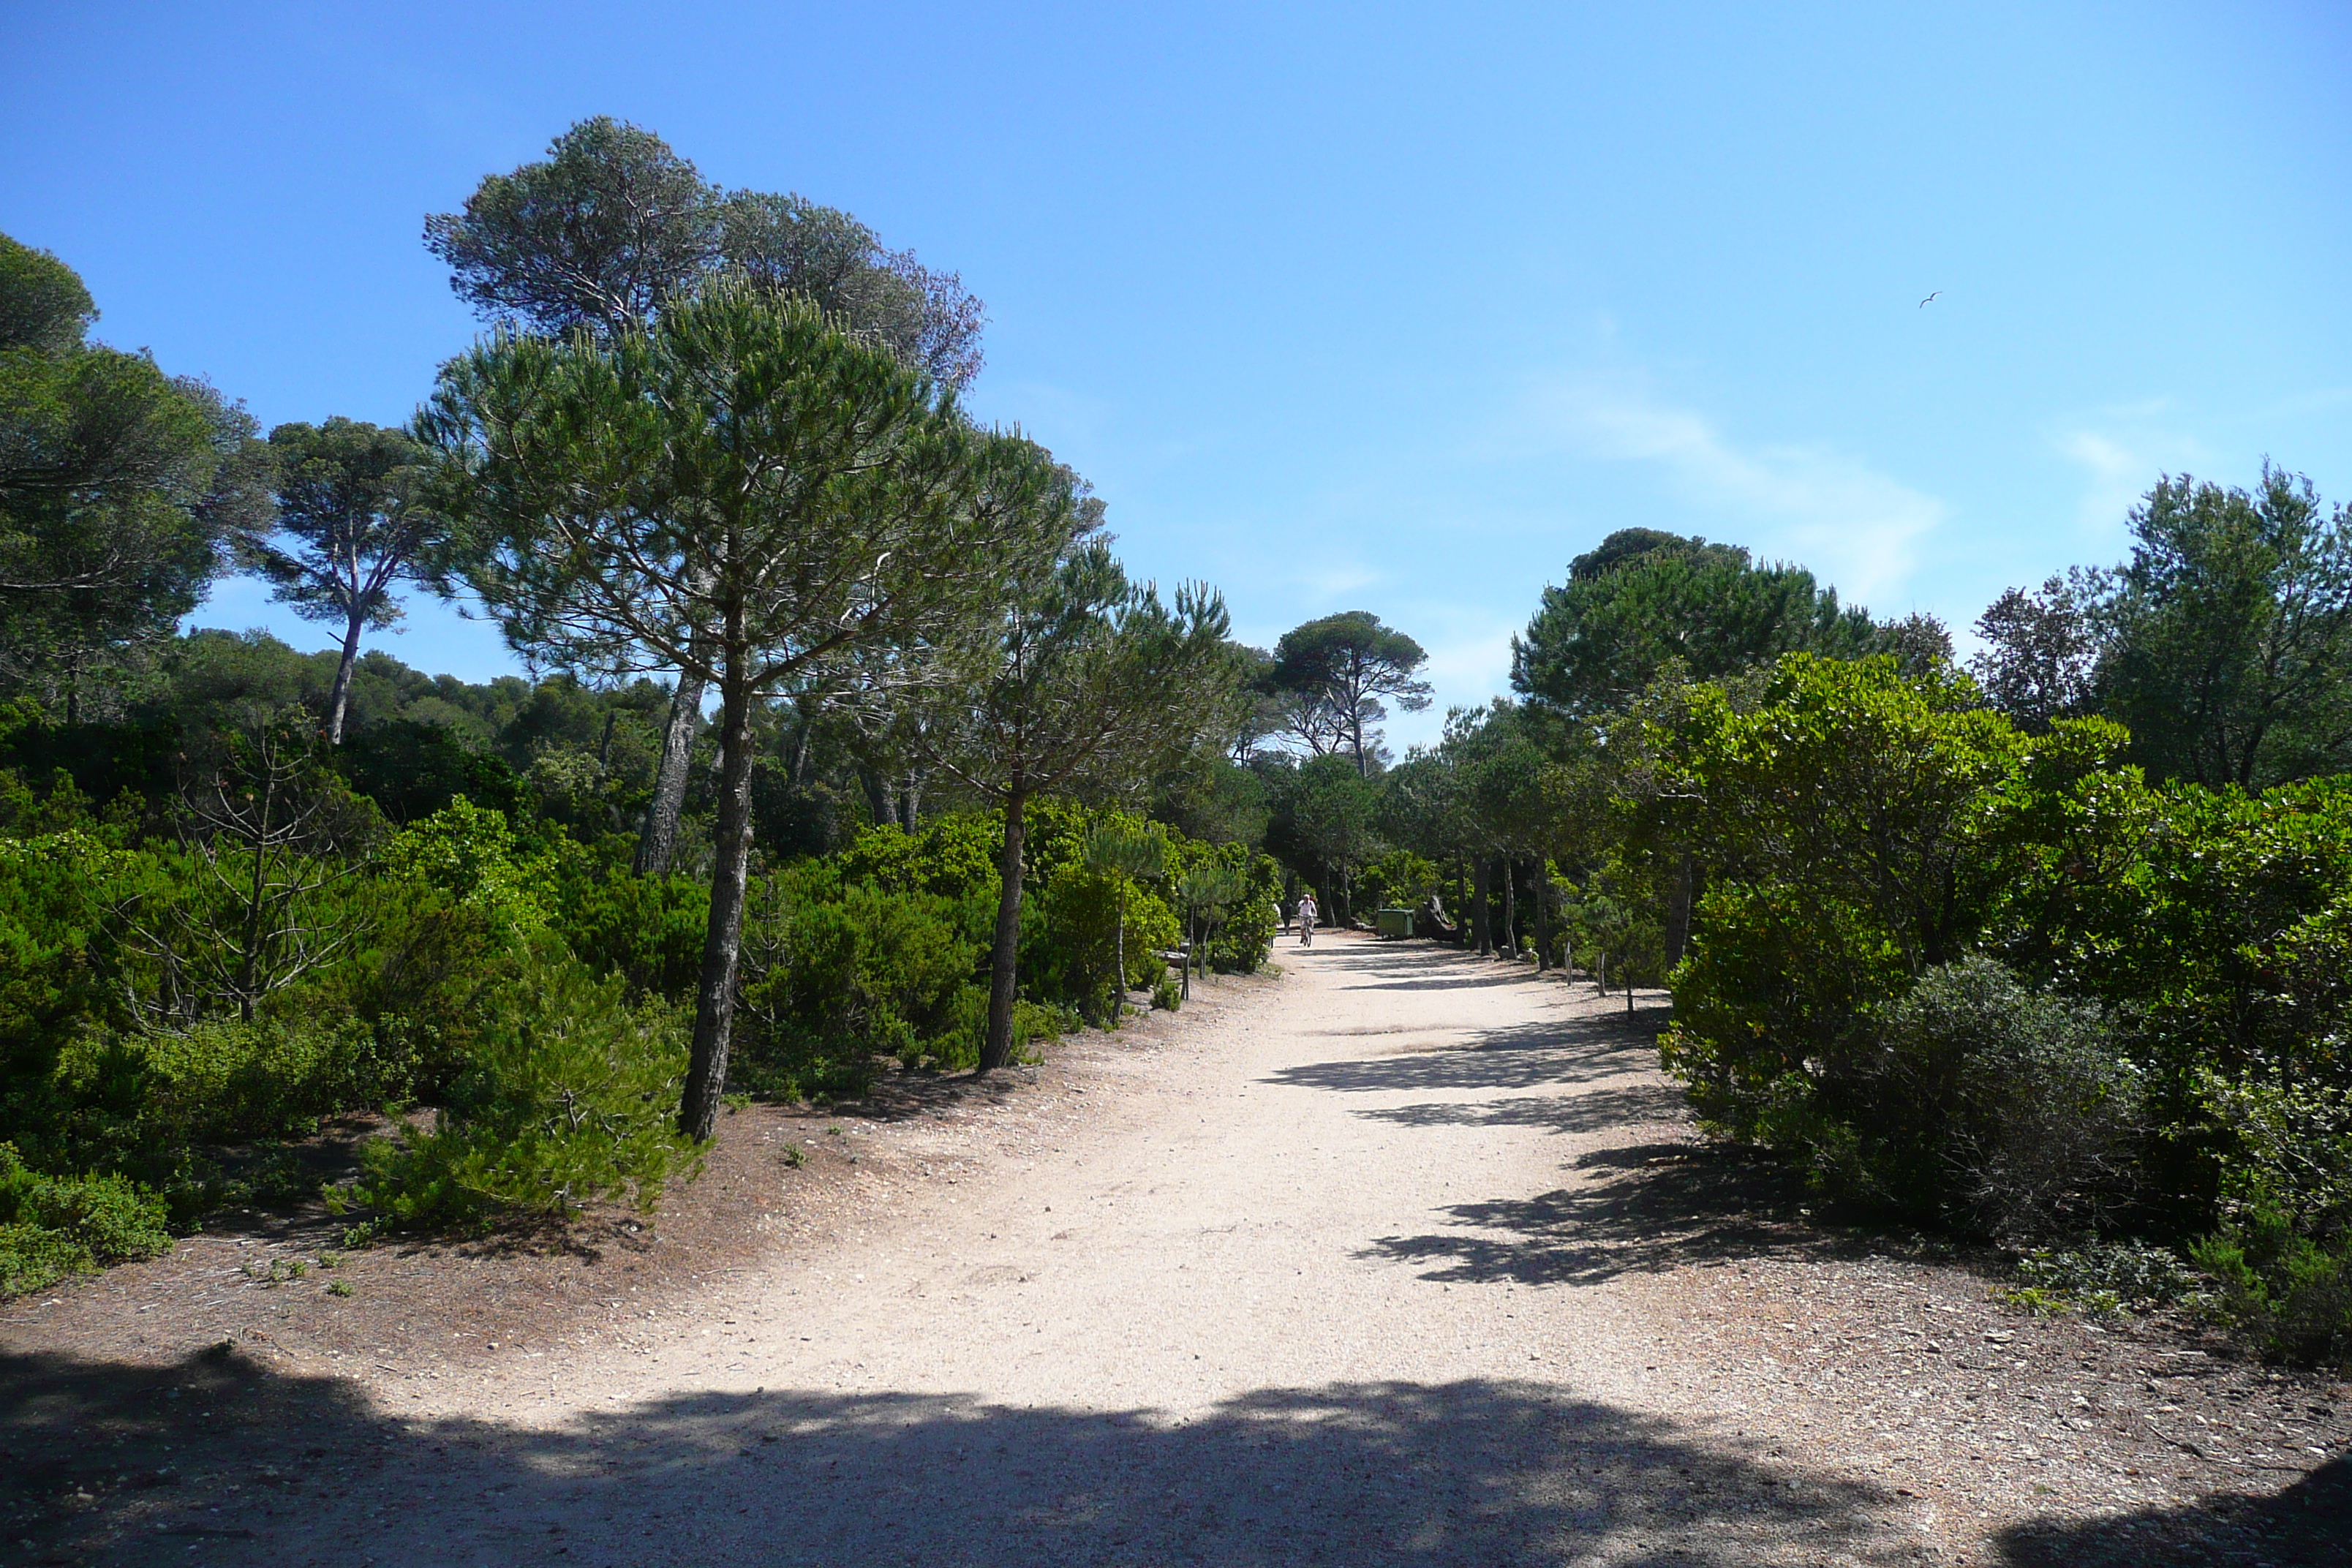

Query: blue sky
7 1 2348 750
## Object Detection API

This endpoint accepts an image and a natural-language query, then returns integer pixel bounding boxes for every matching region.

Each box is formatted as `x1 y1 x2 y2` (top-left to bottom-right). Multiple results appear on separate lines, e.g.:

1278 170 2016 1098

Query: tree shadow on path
1264 1014 1666 1097
1358 1142 1849 1288
1 1346 1946 1567
1996 1455 2352 1567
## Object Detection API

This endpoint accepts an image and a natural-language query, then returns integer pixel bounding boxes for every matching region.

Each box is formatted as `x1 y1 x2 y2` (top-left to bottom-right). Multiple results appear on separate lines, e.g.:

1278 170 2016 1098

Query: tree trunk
1111 881 1128 1025
1664 851 1695 968
325 607 366 744
788 709 813 782
1472 858 1493 955
1501 859 1518 959
679 662 755 1141
1534 859 1550 972
635 668 704 877
1182 911 1194 1001
859 764 892 828
979 791 1028 1074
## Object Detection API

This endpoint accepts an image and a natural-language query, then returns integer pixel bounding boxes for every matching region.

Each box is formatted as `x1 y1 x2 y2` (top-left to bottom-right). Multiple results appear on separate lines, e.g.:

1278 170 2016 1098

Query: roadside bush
2192 1072 2352 1364
553 869 710 1000
731 861 987 1098
1204 848 1284 974
1025 862 1179 1024
48 1013 394 1164
1833 957 2144 1237
0 1142 172 1297
2007 1241 2209 1316
1695 955 2144 1237
338 944 698 1230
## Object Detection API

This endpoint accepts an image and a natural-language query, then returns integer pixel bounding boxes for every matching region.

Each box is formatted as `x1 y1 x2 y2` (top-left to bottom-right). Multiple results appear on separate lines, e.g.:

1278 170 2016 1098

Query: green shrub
553 869 709 999
1025 862 1178 1024
337 945 700 1230
2191 1073 2352 1364
0 830 152 1076
1152 975 1182 1011
1842 957 2144 1237
382 798 553 936
0 1142 172 1297
1011 999 1082 1058
2006 1240 2209 1316
731 861 987 1097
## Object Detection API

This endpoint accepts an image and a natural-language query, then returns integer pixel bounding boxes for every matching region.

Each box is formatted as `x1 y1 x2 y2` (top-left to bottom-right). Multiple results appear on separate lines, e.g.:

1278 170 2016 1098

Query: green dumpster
1376 907 1415 939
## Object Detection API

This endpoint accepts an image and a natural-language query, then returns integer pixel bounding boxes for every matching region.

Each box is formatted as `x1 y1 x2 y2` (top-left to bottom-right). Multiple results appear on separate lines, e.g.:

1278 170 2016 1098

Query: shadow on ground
0 1346 1945 1568
1263 1013 1668 1098
1359 1142 1846 1287
1997 1455 2352 1567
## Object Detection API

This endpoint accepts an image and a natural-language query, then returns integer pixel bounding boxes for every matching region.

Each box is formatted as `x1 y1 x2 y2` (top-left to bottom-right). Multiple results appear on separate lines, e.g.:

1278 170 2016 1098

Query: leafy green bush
382 798 553 935
1025 861 1178 1024
0 829 146 1077
731 861 987 1097
338 944 698 1230
552 868 709 999
2191 1072 2352 1364
0 1141 171 1297
1357 849 1439 913
53 1013 398 1147
1815 957 2144 1237
2007 1241 2208 1316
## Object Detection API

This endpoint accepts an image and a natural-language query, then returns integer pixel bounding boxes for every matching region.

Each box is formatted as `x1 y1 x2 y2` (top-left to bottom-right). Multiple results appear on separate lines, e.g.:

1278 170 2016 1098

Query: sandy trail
103 932 1929 1568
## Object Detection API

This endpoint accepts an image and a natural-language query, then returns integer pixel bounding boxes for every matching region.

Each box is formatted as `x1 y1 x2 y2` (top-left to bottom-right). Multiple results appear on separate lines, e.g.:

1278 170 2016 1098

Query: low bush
2005 1240 2209 1316
2192 1073 2352 1365
336 944 699 1232
553 868 710 1000
1824 957 2144 1238
730 861 989 1097
0 1141 172 1297
1024 861 1179 1024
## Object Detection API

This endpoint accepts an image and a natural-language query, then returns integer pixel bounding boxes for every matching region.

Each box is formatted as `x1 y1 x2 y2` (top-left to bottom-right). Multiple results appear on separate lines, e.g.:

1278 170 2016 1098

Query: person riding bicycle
1296 889 1318 946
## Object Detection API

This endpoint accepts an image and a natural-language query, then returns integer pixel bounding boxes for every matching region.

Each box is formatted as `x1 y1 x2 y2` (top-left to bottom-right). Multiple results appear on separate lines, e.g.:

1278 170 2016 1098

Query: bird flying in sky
1919 291 1941 307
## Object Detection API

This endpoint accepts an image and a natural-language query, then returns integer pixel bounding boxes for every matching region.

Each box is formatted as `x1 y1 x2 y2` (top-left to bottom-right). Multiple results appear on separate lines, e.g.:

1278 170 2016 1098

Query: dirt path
6 935 2347 1566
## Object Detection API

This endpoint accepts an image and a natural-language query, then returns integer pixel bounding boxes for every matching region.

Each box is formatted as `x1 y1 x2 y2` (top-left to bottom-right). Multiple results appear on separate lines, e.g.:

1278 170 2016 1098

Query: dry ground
2 935 2346 1567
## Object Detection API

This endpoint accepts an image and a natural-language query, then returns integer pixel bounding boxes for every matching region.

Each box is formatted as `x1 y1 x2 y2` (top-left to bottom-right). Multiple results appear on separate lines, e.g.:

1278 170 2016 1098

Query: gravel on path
4 934 2345 1566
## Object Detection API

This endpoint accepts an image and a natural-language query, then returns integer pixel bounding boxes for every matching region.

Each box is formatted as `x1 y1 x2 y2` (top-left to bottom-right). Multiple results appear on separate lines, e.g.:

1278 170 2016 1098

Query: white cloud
1520 379 1947 604
2048 404 2212 542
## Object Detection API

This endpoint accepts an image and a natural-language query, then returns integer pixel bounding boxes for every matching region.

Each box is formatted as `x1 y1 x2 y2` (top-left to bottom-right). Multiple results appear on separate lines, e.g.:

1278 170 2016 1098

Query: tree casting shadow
1360 1142 1850 1288
0 1344 1956 1567
1997 1454 2352 1567
1264 1016 1662 1098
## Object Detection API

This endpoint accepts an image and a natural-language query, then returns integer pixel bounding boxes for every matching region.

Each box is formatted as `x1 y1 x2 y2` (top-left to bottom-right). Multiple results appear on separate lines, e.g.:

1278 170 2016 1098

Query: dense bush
0 630 1266 1288
1652 652 2352 1360
338 945 699 1231
2192 1073 2352 1363
1025 859 1180 1022
731 859 991 1097
1746 956 2146 1237
0 1142 172 1296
